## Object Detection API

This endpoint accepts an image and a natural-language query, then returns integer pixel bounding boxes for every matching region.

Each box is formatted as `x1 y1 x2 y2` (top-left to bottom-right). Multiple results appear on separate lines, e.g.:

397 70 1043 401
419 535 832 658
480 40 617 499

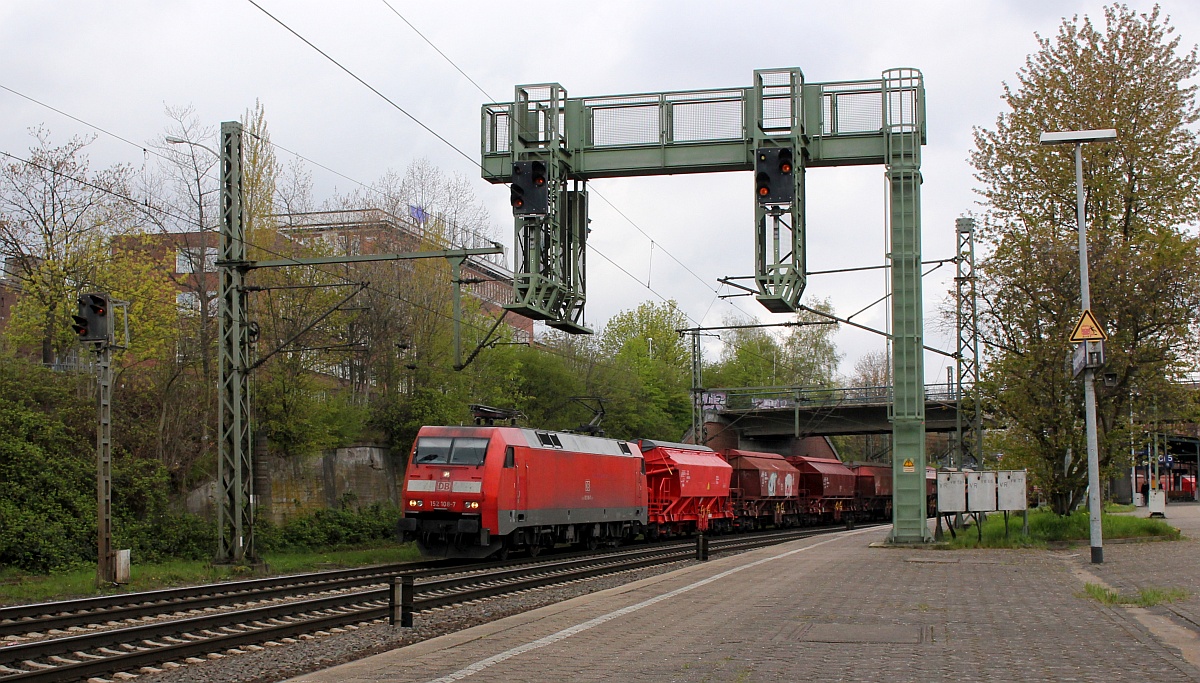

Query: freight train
397 424 931 559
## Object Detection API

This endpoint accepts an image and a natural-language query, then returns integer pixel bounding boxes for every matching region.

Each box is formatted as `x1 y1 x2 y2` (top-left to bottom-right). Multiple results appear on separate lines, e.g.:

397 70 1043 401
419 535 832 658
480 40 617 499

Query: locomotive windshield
413 437 490 466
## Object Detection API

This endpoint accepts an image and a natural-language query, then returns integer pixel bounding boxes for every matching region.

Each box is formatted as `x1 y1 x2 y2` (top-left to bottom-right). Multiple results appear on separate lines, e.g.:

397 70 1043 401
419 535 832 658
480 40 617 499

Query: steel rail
0 559 464 637
0 525 873 682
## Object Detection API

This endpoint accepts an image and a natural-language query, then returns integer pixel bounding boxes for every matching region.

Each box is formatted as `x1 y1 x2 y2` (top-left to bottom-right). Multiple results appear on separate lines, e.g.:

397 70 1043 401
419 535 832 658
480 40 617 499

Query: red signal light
758 186 769 196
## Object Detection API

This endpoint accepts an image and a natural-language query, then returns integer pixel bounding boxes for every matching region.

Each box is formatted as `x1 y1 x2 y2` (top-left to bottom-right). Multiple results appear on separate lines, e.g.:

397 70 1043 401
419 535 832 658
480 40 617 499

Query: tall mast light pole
1039 128 1117 565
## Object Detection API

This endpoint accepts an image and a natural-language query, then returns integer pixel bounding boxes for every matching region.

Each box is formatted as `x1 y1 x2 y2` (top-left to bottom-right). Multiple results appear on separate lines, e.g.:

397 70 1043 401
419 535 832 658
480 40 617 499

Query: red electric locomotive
640 440 734 538
398 426 646 559
720 449 802 530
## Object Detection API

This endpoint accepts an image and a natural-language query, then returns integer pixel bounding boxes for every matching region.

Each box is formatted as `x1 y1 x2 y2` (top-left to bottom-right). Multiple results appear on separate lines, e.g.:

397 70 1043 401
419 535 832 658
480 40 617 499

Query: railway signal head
511 160 549 216
71 305 89 339
72 292 110 343
755 147 796 205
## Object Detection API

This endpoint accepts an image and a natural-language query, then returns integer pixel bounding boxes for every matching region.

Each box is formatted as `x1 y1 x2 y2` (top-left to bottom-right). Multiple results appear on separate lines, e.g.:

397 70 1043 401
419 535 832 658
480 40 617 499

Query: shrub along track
0 526 870 682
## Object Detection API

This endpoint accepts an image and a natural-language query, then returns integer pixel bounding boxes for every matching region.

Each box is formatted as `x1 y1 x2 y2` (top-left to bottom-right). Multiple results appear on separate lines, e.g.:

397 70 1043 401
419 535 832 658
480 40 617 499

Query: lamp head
1039 129 1117 145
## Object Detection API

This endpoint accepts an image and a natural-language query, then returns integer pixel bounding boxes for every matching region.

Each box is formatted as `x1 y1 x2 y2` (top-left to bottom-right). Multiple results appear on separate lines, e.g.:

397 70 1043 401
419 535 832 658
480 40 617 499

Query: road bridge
703 383 962 439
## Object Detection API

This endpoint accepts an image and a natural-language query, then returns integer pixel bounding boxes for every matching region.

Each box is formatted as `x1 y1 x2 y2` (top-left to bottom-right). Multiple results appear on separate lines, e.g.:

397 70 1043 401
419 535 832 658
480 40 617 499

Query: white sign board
937 471 966 513
967 471 997 512
996 470 1028 511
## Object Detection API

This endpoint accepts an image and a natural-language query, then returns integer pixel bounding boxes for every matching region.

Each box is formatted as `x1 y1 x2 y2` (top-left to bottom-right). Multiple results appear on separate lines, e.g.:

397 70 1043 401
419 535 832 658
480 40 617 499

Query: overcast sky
3 0 1198 384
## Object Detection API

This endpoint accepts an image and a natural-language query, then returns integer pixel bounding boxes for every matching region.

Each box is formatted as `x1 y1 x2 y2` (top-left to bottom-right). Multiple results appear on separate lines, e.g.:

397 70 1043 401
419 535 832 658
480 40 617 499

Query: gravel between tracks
131 558 697 683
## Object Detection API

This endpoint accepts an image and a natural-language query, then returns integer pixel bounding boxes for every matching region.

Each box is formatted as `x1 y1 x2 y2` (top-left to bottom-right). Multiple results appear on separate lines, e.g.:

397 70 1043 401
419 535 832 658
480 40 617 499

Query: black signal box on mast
511 160 549 215
72 292 111 343
754 147 795 205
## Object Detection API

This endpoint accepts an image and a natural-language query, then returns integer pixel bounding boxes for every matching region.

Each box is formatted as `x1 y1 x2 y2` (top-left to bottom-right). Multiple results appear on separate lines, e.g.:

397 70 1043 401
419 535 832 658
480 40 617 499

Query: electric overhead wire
231 6 781 376
0 88 661 393
268 0 758 328
244 0 477 170
372 0 758 324
15 10 955 401
0 144 664 394
0 129 773 409
3 143 862 441
364 0 793 365
1 28 793 387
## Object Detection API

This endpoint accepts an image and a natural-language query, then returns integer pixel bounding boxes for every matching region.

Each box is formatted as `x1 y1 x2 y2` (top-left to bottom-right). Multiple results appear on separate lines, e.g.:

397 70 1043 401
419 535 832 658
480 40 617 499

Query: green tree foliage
972 5 1200 514
705 299 841 389
0 356 211 573
242 99 279 235
597 301 692 440
0 128 134 364
0 358 94 572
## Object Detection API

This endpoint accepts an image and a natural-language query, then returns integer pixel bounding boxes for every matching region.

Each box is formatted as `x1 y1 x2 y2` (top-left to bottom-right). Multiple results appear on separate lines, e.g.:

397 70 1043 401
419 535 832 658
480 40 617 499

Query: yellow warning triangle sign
1069 309 1108 342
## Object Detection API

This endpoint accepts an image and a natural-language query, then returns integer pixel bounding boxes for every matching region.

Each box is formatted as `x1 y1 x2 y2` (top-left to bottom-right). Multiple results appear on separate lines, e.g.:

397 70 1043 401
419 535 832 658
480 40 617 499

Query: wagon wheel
586 535 599 551
528 542 542 557
496 546 511 561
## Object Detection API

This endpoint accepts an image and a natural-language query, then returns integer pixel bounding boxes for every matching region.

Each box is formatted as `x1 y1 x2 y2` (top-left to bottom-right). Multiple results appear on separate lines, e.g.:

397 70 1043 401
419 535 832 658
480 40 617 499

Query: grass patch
0 541 421 605
945 508 1179 549
1104 503 1136 513
1083 582 1190 607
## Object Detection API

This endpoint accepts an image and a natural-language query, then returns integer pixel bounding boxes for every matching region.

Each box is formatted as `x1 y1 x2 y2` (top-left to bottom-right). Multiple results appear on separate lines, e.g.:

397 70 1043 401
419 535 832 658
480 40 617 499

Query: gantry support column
884 69 931 543
217 120 255 564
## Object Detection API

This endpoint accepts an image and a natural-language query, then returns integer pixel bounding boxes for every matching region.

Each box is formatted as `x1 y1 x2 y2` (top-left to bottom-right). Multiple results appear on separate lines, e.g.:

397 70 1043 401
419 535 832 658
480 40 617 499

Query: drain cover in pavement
797 624 926 644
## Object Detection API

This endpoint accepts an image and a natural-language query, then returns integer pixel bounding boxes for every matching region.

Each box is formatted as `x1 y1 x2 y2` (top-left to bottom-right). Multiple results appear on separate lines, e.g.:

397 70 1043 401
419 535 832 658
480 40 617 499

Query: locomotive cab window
414 437 490 466
503 446 515 468
449 438 489 465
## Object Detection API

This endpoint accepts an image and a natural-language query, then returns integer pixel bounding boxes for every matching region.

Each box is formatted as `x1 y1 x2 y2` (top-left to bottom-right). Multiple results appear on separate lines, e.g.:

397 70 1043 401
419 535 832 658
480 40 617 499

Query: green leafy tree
597 300 691 440
0 128 133 364
971 5 1200 514
706 299 841 389
242 99 279 236
0 357 93 572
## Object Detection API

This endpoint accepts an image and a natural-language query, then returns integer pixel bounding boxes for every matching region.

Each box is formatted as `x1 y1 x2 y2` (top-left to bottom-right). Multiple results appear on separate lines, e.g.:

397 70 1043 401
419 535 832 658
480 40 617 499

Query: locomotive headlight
408 499 417 507
466 501 480 509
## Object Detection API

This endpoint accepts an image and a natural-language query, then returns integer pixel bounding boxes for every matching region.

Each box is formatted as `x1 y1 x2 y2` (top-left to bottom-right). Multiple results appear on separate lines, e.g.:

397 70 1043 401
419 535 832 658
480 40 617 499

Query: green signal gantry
481 67 930 543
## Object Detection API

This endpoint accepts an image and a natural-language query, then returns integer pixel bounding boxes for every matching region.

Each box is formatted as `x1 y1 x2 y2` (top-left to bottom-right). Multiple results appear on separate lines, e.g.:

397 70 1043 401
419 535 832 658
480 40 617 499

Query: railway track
0 525 868 682
0 560 463 639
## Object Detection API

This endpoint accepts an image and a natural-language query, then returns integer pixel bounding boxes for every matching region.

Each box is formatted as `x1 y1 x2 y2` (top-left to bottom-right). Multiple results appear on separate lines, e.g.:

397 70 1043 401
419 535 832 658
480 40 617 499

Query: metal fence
704 382 965 412
482 76 920 156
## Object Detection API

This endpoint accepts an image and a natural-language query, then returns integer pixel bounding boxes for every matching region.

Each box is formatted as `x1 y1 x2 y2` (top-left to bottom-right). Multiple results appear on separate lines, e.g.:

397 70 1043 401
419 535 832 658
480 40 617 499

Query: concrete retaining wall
187 445 403 524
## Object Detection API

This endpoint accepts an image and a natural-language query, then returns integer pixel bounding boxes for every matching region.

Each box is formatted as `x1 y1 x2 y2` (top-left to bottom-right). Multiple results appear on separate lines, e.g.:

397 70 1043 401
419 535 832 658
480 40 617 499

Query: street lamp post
1040 128 1117 565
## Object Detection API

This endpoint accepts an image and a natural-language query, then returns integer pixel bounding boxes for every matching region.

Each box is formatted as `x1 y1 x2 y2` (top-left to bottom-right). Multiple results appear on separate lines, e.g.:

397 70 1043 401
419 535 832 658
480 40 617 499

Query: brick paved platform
288 512 1200 683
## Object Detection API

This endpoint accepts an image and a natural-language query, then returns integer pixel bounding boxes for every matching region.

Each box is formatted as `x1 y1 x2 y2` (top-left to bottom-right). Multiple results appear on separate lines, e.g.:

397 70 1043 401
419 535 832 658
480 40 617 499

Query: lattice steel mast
955 218 984 470
217 121 254 564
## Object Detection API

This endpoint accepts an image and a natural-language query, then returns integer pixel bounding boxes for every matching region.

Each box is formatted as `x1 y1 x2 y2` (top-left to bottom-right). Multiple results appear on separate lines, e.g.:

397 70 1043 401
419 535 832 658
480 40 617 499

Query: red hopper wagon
721 449 802 529
787 455 857 523
848 463 893 521
640 440 734 538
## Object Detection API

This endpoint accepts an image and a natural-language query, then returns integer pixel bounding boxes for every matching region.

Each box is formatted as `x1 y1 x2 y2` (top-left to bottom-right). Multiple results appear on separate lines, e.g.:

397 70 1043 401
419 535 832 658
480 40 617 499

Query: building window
177 291 218 313
176 247 218 274
176 291 200 312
